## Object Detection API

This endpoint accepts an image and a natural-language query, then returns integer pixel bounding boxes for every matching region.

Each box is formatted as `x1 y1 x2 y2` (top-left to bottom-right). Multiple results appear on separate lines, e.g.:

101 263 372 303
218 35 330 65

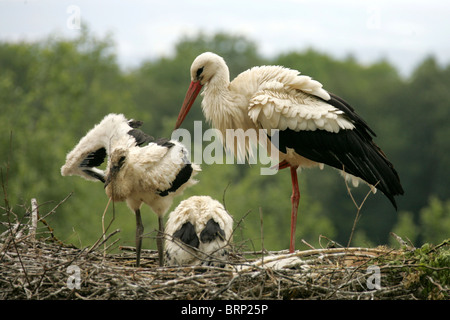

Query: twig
345 178 379 247
301 239 316 250
1 131 13 212
222 181 231 211
319 235 344 249
390 232 415 250
31 194 73 245
37 192 73 222
90 229 121 253
259 207 265 265
30 198 38 241
102 197 112 255
88 197 116 254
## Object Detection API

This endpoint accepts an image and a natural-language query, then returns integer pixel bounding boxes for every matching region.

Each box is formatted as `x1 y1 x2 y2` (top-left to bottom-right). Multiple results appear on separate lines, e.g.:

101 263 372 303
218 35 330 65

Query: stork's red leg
271 159 291 170
289 165 300 253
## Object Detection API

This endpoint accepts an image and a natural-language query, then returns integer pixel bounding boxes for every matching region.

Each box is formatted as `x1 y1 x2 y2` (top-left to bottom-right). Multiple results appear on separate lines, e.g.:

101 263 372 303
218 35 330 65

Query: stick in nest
88 197 118 254
344 176 379 247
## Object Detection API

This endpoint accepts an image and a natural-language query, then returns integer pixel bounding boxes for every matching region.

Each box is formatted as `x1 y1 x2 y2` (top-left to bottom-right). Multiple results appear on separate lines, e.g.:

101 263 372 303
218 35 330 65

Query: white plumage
61 113 201 267
164 196 233 267
175 52 403 253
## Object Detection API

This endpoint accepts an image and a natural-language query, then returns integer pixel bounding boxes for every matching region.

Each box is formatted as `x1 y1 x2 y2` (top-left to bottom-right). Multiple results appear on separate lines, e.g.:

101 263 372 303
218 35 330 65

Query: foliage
395 241 450 299
420 197 450 244
1 28 449 253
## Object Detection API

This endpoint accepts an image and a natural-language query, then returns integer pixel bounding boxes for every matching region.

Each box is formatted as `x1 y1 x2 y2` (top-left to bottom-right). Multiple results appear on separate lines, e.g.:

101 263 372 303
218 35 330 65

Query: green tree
0 27 136 245
420 197 450 244
399 57 450 209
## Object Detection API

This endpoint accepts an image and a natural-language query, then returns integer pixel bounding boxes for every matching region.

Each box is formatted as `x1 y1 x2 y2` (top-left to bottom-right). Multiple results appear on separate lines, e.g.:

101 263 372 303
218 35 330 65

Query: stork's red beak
175 81 203 129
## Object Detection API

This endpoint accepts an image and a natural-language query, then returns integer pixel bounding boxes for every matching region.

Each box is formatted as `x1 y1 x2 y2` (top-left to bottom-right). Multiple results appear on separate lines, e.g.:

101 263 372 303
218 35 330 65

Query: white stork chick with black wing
164 196 233 267
174 52 404 253
61 113 201 267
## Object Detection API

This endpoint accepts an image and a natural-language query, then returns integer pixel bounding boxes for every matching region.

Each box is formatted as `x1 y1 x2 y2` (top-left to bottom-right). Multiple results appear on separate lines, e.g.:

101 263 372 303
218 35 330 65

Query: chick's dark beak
104 165 120 188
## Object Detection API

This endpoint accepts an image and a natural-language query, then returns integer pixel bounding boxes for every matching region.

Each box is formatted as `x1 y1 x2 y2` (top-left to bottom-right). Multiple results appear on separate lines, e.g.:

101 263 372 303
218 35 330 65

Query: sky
1 0 449 76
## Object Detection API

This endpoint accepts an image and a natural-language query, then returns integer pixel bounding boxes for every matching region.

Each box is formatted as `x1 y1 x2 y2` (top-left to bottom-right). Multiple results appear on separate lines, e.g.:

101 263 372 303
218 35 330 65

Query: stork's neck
201 69 257 163
201 71 242 132
203 68 231 99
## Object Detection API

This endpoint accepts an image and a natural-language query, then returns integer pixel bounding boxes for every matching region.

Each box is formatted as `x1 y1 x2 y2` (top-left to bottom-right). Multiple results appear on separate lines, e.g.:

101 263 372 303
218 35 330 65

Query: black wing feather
274 129 403 209
326 92 376 138
154 138 175 148
158 164 193 197
173 222 200 248
200 219 226 243
79 148 107 183
127 129 156 146
128 129 175 149
127 119 144 128
82 169 105 183
271 93 404 209
80 148 107 168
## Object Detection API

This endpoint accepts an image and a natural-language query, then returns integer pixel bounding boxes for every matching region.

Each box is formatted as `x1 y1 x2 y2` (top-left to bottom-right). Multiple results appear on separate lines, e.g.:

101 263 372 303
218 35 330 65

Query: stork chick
62 113 201 267
164 196 233 267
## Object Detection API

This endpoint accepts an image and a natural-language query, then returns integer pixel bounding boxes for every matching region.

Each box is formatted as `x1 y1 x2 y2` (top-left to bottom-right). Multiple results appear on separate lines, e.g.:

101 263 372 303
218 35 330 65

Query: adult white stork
174 52 404 253
164 195 233 267
61 113 201 267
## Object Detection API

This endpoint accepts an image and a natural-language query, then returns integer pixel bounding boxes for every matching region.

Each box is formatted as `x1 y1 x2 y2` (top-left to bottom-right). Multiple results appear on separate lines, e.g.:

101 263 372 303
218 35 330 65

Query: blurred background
1 0 449 252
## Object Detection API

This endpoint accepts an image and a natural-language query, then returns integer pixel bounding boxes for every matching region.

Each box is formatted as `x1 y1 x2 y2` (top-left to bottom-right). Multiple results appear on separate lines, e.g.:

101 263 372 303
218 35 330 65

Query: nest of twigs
1 197 449 300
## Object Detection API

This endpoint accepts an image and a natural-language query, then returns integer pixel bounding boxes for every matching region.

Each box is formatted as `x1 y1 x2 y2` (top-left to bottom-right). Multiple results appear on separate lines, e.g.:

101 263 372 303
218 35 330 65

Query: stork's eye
196 67 204 80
